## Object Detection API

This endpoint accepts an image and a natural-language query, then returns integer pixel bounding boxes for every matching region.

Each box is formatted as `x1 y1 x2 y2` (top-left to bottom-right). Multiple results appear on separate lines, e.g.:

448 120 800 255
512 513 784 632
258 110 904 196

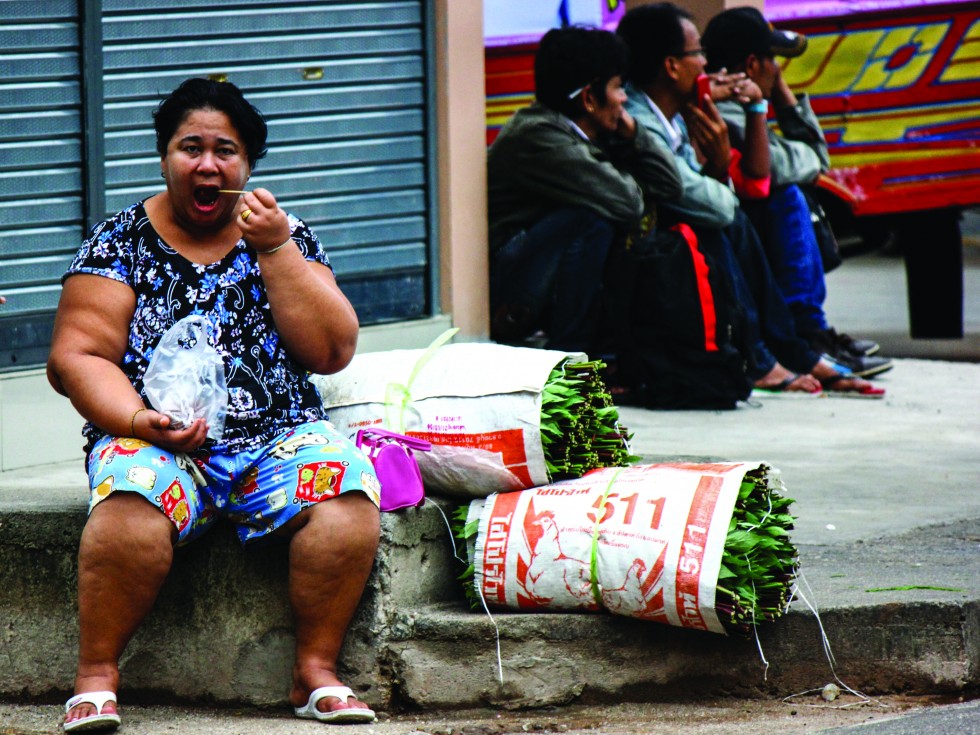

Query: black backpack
604 223 752 410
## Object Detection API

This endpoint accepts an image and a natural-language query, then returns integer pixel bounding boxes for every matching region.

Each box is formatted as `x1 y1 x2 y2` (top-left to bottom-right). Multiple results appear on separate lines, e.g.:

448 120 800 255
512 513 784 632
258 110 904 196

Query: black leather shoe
838 332 879 357
822 351 893 378
808 327 880 358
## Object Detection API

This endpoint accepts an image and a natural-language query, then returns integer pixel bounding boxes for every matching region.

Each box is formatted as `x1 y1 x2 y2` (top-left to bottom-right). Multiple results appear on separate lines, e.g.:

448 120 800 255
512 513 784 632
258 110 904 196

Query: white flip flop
63 690 121 732
294 685 376 724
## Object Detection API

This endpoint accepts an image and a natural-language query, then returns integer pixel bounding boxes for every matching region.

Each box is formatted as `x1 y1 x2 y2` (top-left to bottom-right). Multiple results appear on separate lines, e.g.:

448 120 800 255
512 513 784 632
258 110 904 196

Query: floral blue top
65 200 331 455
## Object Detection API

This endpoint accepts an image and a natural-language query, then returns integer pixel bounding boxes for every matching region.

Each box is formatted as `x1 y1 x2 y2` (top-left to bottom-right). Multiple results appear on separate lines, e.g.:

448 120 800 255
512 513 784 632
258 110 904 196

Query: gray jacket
624 83 737 229
487 102 681 251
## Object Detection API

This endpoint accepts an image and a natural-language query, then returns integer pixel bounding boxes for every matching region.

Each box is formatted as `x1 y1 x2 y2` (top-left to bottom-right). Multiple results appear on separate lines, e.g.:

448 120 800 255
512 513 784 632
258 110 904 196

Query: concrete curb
2 496 978 711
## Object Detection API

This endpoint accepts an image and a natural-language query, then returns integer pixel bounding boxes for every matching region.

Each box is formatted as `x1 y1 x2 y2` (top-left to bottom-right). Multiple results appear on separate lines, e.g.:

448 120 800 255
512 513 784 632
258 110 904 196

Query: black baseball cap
702 6 807 72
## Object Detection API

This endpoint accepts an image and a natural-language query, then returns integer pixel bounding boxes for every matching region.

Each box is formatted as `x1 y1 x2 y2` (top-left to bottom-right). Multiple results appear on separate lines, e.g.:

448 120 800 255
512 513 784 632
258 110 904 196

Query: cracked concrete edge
380 599 980 709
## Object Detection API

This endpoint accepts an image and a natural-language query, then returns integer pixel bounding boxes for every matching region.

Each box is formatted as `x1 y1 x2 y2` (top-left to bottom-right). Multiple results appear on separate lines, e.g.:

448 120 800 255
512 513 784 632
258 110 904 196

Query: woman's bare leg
283 493 380 714
66 493 176 726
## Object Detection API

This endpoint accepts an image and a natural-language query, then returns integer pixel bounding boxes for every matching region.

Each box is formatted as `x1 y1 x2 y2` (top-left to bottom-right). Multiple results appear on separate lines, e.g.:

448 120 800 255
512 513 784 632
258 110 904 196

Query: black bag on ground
604 224 752 410
800 185 843 273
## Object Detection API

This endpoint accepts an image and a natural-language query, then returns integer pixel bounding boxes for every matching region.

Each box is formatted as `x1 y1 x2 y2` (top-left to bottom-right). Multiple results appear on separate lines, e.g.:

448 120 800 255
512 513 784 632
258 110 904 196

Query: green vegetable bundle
540 360 636 480
453 462 799 636
716 466 799 634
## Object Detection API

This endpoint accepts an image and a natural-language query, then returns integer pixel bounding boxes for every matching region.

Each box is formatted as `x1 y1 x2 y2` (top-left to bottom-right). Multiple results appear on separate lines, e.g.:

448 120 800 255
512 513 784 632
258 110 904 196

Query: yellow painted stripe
830 146 978 167
486 94 534 129
940 17 980 82
816 101 980 145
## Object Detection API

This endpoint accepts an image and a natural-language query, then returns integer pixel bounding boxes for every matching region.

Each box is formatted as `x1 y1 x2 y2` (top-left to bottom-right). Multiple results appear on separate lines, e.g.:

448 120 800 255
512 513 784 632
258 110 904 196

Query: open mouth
193 186 221 207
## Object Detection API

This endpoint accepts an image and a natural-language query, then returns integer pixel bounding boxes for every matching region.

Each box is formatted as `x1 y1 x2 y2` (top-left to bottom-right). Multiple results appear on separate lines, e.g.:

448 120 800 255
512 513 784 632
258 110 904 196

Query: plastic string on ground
473 570 505 685
781 568 887 709
746 554 770 681
446 503 504 684
431 501 468 566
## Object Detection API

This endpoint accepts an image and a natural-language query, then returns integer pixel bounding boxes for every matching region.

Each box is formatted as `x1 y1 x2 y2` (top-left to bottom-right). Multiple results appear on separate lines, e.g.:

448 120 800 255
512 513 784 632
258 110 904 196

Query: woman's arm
48 274 208 452
237 188 359 375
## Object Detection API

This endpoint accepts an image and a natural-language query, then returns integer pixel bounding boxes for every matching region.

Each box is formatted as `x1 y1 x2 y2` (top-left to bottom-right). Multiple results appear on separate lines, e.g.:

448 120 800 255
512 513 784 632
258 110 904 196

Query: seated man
487 25 681 355
702 6 891 377
616 3 882 396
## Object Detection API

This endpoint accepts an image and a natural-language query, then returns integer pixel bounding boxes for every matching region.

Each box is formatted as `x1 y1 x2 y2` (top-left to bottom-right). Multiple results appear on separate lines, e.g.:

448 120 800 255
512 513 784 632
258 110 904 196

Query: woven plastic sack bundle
312 341 633 499
456 462 798 635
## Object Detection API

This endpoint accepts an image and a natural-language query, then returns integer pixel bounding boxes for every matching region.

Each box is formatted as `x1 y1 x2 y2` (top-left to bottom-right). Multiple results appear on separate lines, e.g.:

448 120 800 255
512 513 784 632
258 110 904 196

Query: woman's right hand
237 187 291 254
134 410 209 453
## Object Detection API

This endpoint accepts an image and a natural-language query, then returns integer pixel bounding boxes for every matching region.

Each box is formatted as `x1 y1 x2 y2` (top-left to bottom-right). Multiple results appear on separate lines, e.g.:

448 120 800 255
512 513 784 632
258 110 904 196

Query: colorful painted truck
485 0 979 337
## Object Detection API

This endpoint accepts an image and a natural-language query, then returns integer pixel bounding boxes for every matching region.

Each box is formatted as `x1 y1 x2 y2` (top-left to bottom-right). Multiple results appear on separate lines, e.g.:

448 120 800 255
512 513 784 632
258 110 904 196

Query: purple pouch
355 428 432 512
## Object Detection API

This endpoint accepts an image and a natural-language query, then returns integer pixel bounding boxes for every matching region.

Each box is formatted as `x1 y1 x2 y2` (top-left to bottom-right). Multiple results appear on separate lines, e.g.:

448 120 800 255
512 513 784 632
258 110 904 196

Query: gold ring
241 208 252 221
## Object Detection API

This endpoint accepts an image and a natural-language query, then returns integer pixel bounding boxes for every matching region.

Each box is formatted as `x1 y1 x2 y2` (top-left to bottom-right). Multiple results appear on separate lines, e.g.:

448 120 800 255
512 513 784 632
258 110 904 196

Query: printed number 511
587 492 666 529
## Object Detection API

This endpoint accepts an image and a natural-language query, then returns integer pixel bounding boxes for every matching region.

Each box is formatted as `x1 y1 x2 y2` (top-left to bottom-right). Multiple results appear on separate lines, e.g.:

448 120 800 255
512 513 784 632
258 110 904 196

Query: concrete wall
0 489 464 708
4 488 978 709
434 0 490 343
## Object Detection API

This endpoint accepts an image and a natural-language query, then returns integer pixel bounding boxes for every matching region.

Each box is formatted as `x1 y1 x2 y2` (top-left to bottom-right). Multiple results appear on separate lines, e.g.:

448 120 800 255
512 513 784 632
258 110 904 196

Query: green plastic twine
589 467 625 607
384 327 460 432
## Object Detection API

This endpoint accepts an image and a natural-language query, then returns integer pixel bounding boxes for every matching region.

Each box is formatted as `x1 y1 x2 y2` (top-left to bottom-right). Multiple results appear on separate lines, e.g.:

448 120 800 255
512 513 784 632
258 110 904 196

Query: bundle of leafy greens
540 360 635 480
452 464 799 636
716 466 799 635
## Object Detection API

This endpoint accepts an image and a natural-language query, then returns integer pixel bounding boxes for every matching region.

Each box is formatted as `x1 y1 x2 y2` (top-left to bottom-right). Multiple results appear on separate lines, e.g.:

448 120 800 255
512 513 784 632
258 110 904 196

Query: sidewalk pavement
2 695 976 735
823 224 980 363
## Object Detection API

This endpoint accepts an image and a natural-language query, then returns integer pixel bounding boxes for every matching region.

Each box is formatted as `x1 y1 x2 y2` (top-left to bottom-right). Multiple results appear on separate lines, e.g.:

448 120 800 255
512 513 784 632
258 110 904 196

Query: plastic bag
143 316 227 440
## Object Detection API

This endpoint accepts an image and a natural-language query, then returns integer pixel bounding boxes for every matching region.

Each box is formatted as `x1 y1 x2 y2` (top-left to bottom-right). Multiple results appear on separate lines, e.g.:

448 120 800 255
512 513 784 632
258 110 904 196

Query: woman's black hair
616 3 693 86
153 78 268 169
534 26 629 118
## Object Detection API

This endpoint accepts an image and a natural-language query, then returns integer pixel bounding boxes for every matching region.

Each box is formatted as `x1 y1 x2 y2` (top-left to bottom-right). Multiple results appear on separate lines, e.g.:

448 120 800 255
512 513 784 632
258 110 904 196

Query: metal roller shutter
99 0 433 326
0 0 84 369
0 0 434 370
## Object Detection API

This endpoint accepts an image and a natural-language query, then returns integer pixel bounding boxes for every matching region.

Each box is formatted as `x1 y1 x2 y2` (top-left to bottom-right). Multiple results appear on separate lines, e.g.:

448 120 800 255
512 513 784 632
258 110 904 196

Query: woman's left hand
236 188 292 253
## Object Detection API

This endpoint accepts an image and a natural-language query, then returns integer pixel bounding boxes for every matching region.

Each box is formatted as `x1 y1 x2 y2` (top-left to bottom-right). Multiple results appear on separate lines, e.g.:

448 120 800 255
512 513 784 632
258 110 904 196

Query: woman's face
160 108 250 231
589 75 628 134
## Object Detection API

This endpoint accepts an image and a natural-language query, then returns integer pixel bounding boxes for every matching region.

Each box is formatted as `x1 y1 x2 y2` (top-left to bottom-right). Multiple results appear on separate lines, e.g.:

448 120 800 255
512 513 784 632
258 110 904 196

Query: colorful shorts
85 420 380 546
